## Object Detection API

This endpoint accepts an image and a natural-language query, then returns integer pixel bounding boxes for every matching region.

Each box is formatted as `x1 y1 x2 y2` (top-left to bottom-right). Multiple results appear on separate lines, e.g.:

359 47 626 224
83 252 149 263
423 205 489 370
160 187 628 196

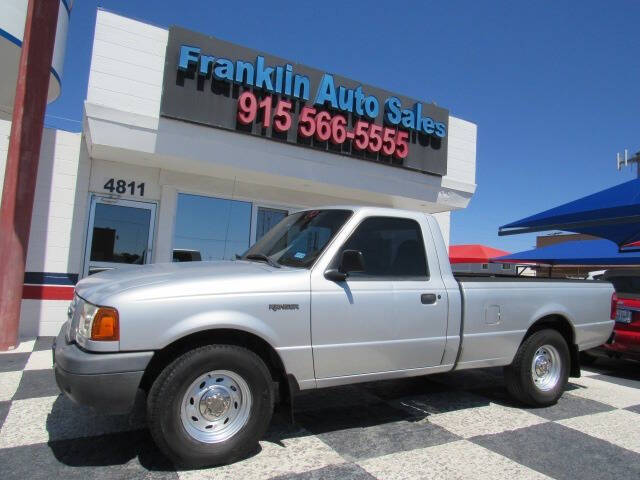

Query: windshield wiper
243 253 281 268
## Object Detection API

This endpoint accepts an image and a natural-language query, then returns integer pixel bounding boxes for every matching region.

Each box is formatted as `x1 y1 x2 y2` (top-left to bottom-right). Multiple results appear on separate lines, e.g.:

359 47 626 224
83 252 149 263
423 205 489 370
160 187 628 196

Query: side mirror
324 269 347 282
340 249 366 274
324 250 366 282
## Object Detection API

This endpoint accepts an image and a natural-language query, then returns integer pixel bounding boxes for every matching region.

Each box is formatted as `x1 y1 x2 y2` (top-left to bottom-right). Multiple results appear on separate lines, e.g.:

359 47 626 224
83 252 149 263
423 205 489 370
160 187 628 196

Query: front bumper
53 325 154 414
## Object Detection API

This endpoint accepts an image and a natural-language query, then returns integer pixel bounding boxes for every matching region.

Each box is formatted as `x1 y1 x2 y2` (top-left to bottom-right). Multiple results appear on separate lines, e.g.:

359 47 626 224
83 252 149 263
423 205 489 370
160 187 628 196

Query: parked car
53 206 615 467
173 248 202 262
583 269 640 363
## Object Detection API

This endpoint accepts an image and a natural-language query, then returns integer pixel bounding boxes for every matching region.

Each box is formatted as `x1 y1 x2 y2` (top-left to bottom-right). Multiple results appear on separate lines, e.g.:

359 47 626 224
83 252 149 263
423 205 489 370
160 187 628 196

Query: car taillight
610 293 618 320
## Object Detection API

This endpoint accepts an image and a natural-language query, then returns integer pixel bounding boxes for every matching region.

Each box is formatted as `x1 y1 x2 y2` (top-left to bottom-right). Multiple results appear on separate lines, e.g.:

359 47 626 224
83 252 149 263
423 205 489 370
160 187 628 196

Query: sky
45 0 640 252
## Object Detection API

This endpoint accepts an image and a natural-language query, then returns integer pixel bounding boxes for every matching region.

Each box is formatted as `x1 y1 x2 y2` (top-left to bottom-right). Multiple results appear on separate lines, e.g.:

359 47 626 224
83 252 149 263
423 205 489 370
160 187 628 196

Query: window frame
329 215 430 281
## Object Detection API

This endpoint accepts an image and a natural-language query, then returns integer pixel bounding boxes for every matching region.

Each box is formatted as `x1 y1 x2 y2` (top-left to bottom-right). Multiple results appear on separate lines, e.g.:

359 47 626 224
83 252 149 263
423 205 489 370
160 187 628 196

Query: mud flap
569 344 581 378
274 374 299 424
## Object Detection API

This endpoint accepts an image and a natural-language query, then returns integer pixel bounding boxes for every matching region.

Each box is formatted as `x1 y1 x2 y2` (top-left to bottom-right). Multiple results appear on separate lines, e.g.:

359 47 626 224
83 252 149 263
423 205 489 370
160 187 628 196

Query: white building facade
0 10 477 337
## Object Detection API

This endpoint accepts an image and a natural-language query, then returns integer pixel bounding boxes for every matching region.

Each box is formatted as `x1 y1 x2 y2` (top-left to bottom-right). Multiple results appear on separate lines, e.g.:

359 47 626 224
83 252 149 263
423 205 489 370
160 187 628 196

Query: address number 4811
103 178 145 196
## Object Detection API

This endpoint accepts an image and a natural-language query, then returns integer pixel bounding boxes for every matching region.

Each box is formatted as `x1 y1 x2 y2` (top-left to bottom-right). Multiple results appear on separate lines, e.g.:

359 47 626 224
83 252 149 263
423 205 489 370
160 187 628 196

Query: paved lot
1 338 639 480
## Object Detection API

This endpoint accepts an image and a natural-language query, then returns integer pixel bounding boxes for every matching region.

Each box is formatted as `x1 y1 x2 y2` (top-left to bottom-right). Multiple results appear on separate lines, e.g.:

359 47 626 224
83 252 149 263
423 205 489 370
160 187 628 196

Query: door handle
421 293 438 304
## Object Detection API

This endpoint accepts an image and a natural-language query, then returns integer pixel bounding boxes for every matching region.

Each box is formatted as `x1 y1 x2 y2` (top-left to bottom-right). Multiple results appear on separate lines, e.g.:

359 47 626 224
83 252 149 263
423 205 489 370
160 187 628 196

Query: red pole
0 0 60 350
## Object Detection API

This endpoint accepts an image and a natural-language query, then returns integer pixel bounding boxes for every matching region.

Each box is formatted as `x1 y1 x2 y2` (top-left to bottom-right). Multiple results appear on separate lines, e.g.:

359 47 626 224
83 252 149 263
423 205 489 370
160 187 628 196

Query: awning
498 179 640 250
449 244 510 264
492 239 640 266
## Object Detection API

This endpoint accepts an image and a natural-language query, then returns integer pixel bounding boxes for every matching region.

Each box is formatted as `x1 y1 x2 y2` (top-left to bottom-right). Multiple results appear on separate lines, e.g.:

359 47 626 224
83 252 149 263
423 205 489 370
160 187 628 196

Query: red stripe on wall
23 285 74 300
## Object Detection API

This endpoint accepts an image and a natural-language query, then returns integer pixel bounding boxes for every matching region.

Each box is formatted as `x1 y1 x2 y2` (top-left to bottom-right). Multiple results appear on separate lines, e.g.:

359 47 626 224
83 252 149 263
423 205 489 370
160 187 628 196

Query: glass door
83 196 157 276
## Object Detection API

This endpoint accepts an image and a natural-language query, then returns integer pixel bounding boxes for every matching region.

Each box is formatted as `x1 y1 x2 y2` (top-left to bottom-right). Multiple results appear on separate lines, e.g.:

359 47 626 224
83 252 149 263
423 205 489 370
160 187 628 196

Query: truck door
310 215 448 379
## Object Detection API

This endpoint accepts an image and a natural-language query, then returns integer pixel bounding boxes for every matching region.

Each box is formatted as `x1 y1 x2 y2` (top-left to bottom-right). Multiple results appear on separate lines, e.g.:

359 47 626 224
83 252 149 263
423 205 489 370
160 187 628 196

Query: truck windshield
240 209 352 268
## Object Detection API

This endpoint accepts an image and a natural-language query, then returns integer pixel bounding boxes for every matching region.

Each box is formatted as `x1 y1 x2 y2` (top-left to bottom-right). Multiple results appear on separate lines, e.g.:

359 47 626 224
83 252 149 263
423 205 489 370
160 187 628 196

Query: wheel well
524 315 580 377
525 315 575 345
139 329 291 402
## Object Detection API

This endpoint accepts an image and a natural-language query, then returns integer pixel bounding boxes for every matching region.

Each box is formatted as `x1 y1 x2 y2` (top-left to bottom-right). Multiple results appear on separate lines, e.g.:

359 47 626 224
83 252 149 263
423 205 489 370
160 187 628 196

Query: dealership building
0 10 477 337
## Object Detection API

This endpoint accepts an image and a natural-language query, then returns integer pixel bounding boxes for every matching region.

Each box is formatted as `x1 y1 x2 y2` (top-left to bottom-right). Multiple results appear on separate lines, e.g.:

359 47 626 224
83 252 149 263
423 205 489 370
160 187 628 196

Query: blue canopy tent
492 239 640 266
498 179 640 252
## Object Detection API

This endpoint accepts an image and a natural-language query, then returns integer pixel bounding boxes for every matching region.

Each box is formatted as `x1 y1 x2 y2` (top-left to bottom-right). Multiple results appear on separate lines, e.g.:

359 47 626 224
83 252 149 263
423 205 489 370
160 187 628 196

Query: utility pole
0 0 59 350
617 149 640 178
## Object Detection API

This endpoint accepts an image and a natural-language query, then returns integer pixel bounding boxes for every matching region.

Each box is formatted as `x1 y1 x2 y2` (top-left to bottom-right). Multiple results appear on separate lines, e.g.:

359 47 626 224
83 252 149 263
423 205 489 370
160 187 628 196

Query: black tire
579 350 598 366
147 344 274 468
504 329 570 407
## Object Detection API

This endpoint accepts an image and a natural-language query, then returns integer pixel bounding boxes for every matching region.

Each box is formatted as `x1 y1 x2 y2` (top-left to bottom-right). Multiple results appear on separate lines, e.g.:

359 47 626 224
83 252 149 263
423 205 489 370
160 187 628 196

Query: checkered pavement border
1 337 639 480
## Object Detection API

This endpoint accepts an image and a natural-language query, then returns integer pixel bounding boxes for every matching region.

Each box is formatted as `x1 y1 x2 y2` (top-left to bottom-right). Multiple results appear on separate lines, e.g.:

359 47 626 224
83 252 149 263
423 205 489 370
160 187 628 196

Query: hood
75 260 307 305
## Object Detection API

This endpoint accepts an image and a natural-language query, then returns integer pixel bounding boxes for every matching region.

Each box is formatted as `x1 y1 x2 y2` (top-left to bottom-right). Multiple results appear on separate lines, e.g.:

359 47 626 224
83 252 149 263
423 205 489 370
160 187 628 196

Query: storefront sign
161 27 449 176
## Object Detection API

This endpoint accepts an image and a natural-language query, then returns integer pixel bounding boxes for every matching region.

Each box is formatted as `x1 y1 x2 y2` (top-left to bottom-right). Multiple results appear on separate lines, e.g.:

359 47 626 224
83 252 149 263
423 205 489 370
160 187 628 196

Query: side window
336 217 429 279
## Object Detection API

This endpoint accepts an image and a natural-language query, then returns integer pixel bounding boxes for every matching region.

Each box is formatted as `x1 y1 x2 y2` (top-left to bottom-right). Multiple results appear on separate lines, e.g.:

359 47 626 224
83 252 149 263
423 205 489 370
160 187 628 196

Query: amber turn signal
90 307 119 341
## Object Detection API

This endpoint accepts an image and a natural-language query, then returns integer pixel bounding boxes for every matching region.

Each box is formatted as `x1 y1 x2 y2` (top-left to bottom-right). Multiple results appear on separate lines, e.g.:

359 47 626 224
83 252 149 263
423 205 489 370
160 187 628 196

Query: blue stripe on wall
24 272 78 286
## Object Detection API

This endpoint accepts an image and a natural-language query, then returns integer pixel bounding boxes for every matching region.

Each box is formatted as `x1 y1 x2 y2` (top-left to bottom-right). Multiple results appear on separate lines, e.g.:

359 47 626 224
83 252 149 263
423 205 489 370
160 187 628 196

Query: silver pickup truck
53 206 615 467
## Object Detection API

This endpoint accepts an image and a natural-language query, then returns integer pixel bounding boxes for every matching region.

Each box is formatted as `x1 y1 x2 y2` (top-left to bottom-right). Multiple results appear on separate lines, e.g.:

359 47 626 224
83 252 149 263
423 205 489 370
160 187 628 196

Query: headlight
77 302 99 340
65 294 80 342
67 295 78 320
76 300 119 342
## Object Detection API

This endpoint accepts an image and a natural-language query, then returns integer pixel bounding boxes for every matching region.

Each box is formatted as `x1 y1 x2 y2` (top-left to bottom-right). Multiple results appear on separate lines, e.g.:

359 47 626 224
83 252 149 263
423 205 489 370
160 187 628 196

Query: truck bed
451 273 613 371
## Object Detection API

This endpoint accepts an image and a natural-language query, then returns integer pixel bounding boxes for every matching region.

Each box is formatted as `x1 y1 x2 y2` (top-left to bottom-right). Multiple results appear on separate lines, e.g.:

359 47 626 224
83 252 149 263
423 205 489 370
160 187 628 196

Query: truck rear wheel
504 329 570 407
147 344 274 467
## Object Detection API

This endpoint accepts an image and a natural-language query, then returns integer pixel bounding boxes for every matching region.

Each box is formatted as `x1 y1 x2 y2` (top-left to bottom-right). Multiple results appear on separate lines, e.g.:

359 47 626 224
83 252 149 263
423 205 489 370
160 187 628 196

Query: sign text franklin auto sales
161 27 449 175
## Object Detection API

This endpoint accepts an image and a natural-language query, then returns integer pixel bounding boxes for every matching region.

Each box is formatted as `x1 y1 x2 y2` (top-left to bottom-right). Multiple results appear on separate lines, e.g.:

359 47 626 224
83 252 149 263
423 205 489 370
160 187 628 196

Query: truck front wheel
147 344 274 467
504 329 570 407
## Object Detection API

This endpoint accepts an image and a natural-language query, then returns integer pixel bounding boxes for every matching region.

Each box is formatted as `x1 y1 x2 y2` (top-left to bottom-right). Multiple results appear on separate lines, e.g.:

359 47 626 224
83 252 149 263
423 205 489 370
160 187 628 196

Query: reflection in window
243 210 352 268
256 207 288 242
173 194 251 261
337 217 428 278
90 203 151 264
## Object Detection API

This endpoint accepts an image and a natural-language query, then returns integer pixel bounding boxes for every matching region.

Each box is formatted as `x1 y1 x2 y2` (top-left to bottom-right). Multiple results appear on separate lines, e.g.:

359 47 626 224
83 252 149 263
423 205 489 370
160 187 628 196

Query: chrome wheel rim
531 344 561 392
180 370 252 443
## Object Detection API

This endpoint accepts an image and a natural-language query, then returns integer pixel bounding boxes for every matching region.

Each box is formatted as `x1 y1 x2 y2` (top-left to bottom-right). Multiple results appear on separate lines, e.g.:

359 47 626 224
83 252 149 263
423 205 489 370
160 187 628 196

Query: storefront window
173 194 251 261
256 207 288 242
